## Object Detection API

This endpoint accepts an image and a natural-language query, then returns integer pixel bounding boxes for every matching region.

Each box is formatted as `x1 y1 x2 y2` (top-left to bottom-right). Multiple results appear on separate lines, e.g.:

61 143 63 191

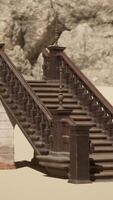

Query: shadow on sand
15 160 47 174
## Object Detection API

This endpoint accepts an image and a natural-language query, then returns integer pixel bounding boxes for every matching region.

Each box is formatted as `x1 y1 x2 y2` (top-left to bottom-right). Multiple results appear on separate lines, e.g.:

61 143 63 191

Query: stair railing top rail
0 44 53 122
59 51 113 115
43 46 113 116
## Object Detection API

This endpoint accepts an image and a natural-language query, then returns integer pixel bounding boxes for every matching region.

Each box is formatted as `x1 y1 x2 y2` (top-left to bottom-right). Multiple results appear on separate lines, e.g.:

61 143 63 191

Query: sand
0 86 113 200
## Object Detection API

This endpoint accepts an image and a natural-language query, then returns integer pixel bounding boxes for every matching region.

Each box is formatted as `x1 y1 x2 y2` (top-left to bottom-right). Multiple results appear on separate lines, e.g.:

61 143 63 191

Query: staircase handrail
0 48 53 123
59 51 113 115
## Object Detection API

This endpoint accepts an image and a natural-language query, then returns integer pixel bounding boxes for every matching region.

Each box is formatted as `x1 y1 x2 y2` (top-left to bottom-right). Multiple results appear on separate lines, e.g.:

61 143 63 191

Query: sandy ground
0 86 113 200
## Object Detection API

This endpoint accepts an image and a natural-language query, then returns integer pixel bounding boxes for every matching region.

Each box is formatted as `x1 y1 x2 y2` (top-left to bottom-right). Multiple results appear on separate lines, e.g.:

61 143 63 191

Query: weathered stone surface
32 53 43 80
0 0 113 85
58 23 113 86
0 101 14 167
6 45 32 76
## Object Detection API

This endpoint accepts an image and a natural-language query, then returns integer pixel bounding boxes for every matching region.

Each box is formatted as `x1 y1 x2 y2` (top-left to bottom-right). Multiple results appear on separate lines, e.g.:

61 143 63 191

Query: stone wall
0 101 15 169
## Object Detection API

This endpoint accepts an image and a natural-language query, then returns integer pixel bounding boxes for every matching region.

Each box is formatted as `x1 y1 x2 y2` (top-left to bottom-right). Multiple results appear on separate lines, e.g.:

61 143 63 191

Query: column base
68 179 91 184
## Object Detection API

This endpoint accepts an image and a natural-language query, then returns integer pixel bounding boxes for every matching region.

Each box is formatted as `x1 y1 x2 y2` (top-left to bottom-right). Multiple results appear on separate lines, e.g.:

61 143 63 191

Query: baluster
41 115 47 140
4 68 11 83
107 116 113 138
42 117 51 148
102 112 111 130
79 89 90 105
74 78 81 96
8 75 16 93
78 85 86 100
28 102 37 123
30 104 42 131
0 66 7 79
12 81 21 101
39 113 46 140
58 60 64 110
36 110 42 136
24 95 33 116
17 85 25 104
64 64 70 87
42 53 49 80
68 70 74 91
95 104 105 126
89 97 97 112
68 69 72 89
44 120 51 148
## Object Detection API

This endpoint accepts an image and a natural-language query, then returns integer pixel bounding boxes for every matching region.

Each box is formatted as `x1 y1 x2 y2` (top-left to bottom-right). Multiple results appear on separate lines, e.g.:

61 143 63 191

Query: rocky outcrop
58 23 113 86
0 0 113 85
57 0 113 86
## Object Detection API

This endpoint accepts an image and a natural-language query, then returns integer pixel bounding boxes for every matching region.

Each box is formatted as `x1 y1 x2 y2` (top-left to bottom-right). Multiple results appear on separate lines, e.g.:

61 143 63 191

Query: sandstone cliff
0 0 113 85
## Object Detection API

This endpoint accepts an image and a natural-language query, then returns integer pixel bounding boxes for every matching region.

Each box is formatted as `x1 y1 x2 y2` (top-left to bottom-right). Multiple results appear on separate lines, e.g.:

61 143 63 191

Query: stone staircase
0 45 52 158
28 80 113 181
1 43 113 183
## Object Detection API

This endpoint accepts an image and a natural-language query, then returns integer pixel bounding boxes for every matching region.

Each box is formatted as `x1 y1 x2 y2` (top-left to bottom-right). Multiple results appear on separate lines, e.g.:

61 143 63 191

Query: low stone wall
0 101 15 169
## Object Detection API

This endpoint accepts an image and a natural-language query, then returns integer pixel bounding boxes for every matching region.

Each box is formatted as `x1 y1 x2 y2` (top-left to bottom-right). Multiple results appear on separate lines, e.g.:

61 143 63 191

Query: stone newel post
43 45 65 80
69 123 93 184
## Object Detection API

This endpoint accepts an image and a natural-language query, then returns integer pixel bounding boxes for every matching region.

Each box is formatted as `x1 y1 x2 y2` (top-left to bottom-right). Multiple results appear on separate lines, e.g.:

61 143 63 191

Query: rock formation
0 0 113 86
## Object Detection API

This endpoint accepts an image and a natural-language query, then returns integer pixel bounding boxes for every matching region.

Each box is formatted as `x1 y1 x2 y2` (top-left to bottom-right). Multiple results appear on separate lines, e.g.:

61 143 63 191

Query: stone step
31 87 68 92
41 98 77 104
30 135 40 141
94 146 113 153
46 104 82 109
38 148 49 155
1 92 9 98
17 115 27 122
13 110 26 117
28 80 46 85
70 109 87 115
27 128 37 135
89 127 103 133
0 87 6 92
0 81 5 86
4 98 13 104
37 93 73 98
92 140 112 146
93 171 113 180
90 133 107 140
21 122 31 129
29 82 62 87
96 162 113 170
35 141 45 148
90 153 113 162
10 104 18 110
70 115 92 121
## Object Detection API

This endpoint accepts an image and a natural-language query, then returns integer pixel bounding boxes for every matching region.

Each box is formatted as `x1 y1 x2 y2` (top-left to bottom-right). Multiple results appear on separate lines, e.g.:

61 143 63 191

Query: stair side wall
0 100 15 169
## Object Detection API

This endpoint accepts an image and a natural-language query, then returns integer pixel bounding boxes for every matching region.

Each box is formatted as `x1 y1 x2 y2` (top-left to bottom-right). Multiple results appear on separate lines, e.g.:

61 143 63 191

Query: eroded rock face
0 0 113 85
57 0 113 86
58 23 113 85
